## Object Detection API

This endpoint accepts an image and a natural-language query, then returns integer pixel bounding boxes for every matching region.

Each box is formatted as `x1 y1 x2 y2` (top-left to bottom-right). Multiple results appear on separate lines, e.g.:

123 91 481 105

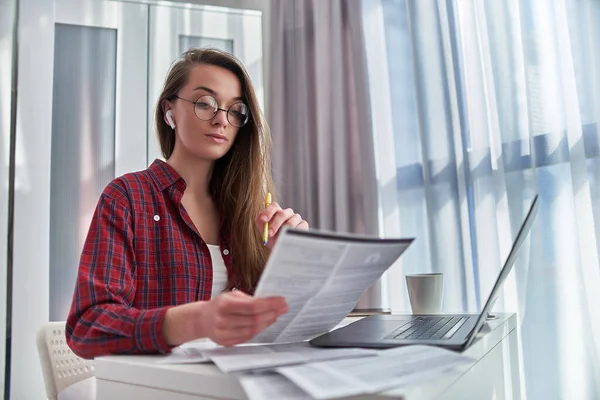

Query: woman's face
165 64 244 162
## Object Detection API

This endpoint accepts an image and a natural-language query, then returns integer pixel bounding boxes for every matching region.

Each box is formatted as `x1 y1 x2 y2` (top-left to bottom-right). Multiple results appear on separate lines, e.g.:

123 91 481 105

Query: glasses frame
174 95 250 128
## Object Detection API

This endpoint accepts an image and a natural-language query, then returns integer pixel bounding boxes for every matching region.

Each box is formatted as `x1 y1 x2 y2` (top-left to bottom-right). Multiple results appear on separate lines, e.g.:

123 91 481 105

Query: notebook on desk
310 195 538 351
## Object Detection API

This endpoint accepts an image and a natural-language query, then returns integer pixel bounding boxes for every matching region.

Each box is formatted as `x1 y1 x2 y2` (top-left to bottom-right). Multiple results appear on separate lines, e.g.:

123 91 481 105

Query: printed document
276 345 475 399
251 228 413 344
237 371 407 400
237 372 314 400
159 337 376 370
157 340 218 364
201 342 378 373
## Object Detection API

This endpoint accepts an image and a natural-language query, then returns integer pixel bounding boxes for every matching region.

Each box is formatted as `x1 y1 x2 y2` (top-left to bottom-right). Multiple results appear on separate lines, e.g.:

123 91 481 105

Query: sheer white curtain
364 0 600 398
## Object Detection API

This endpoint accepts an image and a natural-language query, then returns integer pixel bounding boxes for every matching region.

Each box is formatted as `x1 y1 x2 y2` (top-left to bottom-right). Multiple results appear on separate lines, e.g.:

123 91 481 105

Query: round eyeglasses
175 95 249 128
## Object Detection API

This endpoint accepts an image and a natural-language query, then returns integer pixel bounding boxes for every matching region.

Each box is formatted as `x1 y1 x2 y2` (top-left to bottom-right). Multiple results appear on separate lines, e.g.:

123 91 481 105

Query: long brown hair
155 48 274 291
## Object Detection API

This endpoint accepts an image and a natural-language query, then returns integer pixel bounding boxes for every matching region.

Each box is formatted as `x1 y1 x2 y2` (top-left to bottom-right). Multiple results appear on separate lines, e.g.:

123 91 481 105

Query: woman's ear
166 110 176 129
162 100 175 129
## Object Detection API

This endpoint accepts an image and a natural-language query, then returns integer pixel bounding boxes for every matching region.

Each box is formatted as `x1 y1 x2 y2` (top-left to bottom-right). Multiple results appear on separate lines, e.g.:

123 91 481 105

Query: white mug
405 273 443 314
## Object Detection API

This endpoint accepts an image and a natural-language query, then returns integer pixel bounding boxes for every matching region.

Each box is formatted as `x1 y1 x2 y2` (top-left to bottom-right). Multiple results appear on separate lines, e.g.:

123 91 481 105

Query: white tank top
207 244 228 298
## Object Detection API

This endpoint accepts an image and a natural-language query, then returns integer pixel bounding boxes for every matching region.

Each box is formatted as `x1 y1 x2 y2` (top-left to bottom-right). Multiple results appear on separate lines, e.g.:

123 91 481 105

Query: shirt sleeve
65 190 173 359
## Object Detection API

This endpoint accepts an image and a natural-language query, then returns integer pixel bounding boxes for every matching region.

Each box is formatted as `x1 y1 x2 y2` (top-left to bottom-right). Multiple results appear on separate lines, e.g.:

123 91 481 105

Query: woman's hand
255 202 309 247
163 291 288 347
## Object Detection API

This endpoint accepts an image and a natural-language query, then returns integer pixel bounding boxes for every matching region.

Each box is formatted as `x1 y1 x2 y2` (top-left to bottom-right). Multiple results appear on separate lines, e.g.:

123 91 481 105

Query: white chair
36 321 96 400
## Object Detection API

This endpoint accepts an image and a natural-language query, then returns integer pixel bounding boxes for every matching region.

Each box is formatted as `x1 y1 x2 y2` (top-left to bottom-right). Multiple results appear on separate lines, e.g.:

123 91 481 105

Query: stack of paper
160 341 377 371
272 345 474 399
160 342 475 399
203 342 378 373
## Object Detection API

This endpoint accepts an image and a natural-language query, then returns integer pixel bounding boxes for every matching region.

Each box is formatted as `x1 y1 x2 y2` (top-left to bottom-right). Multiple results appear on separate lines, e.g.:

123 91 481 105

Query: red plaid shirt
66 159 243 359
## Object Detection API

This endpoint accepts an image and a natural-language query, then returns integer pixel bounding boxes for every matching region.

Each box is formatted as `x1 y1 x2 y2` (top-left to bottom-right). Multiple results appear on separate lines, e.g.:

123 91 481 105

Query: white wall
0 0 16 396
10 0 54 397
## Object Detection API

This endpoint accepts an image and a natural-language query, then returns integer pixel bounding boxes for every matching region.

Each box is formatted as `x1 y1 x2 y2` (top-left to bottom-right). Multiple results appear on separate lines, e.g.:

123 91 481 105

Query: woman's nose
212 108 229 127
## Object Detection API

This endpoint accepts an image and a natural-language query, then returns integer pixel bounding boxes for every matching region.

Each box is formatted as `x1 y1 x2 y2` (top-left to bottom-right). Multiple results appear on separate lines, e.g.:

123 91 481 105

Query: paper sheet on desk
203 342 378 373
276 345 476 399
237 372 314 400
251 228 413 344
158 340 376 370
157 340 218 364
237 371 406 400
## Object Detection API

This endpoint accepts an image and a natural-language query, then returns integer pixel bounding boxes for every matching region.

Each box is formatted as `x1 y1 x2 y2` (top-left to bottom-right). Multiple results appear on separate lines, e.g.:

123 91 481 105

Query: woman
66 48 308 359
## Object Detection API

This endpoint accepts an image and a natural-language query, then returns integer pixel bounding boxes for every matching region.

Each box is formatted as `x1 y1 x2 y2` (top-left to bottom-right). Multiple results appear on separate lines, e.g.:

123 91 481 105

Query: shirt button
153 215 160 221
223 249 230 256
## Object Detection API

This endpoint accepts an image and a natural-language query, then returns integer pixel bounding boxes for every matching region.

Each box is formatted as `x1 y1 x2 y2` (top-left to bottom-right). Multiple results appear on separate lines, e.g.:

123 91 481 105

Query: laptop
309 195 538 351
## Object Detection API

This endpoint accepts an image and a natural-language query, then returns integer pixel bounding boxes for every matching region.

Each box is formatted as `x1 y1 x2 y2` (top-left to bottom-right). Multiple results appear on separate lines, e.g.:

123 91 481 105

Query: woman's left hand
255 202 309 248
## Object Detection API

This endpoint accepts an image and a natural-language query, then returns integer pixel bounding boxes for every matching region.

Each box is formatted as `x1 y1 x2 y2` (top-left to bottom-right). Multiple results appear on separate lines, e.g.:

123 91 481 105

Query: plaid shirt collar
148 159 228 230
147 159 187 192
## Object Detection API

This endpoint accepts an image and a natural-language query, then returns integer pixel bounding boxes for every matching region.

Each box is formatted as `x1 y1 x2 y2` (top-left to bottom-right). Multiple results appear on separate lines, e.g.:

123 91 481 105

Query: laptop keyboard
388 316 467 340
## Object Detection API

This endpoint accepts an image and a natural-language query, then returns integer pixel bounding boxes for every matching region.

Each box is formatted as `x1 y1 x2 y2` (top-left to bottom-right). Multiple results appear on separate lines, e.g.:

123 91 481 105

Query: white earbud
166 110 176 129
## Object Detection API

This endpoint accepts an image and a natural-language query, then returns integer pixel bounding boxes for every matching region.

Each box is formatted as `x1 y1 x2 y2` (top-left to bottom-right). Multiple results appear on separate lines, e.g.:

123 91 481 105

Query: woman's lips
205 133 227 144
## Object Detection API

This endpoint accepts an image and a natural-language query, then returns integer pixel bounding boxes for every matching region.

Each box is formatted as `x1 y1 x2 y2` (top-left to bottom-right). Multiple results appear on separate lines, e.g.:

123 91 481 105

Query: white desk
95 313 522 400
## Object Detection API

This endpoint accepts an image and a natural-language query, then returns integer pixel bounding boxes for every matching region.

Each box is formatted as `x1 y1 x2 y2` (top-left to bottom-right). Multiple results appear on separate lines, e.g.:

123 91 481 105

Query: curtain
363 0 600 398
268 0 388 308
268 0 378 235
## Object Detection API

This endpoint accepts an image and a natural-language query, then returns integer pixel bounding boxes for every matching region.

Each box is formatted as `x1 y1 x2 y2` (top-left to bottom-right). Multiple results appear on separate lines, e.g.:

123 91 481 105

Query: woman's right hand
202 291 288 346
163 291 288 347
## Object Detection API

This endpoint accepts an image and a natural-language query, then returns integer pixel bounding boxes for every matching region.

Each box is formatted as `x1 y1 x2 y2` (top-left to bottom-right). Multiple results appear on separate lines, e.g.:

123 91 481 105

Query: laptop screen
464 195 539 348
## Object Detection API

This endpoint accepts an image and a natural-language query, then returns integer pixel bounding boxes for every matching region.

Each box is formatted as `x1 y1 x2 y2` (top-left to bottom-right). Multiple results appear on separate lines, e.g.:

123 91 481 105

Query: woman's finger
217 294 287 316
283 213 303 228
214 311 278 330
267 208 295 236
258 202 282 223
295 219 309 230
213 316 279 345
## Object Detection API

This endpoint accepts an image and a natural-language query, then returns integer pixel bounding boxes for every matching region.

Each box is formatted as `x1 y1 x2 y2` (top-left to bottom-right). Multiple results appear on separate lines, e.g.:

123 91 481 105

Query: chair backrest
36 321 95 400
